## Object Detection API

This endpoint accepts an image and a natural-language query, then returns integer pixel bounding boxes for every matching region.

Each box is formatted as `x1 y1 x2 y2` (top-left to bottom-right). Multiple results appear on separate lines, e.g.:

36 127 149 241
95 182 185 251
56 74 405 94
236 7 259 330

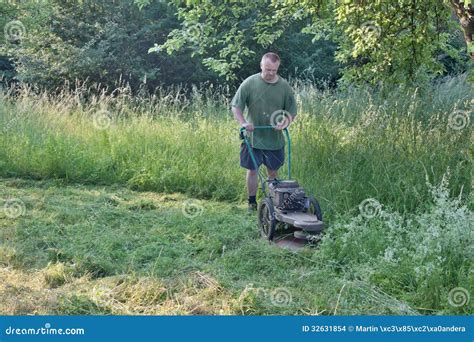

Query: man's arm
232 106 254 131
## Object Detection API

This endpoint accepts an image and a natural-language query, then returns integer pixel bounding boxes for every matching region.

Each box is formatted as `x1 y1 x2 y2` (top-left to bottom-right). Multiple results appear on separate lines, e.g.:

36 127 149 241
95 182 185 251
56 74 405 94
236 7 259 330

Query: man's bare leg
267 168 278 181
247 169 258 197
247 169 258 212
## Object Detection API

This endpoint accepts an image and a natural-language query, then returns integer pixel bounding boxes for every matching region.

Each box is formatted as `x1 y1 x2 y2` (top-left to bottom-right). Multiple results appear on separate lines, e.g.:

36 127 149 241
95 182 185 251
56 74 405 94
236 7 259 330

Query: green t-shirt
231 73 297 150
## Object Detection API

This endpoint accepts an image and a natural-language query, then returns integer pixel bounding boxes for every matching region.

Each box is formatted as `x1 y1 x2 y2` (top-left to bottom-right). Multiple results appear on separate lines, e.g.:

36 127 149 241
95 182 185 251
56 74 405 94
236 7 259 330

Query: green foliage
151 0 471 86
1 0 470 89
151 0 316 80
334 0 453 85
0 0 221 90
319 177 473 313
436 25 472 77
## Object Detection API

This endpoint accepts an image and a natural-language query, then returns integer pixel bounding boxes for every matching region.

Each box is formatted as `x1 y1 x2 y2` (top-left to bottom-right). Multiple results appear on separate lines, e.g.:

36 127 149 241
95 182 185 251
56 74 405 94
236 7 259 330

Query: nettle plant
318 174 472 309
140 0 474 86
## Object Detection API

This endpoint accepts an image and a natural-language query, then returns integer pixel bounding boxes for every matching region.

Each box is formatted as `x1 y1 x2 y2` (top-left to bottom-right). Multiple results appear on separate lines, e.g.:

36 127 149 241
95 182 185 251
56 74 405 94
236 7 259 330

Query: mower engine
268 180 306 211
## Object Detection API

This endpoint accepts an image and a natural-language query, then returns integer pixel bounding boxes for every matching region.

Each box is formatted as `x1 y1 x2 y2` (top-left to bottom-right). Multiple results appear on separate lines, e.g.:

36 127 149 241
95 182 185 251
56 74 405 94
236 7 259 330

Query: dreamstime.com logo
183 22 204 41
3 198 26 219
182 199 204 218
358 198 382 219
182 21 204 52
448 110 470 131
270 110 292 129
4 322 85 336
360 21 381 43
448 287 470 308
239 284 293 310
2 112 25 134
4 20 26 42
92 109 113 130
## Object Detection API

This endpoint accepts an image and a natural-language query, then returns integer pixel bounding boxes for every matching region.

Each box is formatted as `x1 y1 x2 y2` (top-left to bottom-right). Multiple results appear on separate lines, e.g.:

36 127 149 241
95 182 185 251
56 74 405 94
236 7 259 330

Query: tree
0 0 222 91
451 0 474 59
1 0 342 90
147 0 473 86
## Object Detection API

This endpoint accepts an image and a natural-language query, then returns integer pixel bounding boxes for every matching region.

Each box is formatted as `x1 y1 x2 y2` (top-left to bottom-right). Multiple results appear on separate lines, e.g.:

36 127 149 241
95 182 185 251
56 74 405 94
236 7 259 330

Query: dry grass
0 266 241 315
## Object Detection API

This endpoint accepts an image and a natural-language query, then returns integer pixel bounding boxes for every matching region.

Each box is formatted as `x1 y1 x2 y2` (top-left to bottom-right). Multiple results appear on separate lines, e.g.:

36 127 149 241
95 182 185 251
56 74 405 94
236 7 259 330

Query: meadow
0 76 472 315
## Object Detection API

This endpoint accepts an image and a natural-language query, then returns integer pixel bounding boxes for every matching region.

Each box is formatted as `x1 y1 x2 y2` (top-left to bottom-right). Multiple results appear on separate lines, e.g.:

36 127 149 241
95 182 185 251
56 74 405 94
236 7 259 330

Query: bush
318 176 473 313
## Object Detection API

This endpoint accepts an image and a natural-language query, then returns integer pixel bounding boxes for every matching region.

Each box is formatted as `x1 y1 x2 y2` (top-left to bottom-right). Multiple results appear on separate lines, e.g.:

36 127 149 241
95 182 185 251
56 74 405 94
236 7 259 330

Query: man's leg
263 147 284 181
267 168 278 181
246 169 258 212
247 169 258 200
240 143 261 211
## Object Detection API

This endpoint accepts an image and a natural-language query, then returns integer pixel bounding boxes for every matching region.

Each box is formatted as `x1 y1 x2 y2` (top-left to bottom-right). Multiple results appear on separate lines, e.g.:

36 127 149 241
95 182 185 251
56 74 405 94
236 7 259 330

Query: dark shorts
240 143 285 170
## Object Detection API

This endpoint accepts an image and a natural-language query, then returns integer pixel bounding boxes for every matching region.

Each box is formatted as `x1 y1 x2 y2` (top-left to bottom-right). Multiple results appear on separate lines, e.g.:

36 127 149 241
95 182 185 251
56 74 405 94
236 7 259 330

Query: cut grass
1 178 471 315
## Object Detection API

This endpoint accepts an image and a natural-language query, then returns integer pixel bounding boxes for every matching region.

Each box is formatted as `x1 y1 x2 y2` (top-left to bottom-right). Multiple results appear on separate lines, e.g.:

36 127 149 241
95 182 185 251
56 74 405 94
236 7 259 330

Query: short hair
261 52 280 64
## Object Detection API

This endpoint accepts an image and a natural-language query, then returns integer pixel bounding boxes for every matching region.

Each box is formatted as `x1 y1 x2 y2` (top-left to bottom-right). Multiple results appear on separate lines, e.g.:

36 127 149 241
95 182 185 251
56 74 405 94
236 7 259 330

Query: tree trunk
451 0 474 60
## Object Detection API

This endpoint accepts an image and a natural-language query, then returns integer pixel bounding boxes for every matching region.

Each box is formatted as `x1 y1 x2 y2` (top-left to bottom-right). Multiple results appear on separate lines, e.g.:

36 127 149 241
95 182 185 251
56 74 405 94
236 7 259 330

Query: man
231 52 297 213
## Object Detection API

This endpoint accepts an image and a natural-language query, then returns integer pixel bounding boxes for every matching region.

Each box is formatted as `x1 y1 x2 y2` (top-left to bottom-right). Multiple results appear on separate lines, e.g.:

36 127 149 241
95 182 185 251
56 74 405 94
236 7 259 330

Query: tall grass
0 76 472 217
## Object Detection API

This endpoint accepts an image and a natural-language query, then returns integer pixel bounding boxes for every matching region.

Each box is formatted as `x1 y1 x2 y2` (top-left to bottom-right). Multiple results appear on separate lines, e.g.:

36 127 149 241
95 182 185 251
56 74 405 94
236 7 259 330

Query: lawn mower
240 126 324 249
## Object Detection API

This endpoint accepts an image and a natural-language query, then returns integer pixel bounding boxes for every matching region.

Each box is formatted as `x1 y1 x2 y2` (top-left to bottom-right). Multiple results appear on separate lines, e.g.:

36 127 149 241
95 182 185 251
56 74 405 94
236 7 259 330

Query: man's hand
242 122 254 131
274 116 293 130
232 106 254 131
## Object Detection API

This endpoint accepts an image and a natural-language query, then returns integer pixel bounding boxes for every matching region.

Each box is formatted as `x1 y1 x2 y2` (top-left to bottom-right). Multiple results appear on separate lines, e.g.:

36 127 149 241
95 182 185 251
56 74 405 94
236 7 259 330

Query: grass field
0 76 472 315
0 177 472 315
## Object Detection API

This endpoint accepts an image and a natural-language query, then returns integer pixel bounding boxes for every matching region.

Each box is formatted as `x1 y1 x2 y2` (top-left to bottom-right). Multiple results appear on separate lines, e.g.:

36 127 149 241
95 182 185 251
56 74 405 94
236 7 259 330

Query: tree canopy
1 0 472 90
149 0 473 85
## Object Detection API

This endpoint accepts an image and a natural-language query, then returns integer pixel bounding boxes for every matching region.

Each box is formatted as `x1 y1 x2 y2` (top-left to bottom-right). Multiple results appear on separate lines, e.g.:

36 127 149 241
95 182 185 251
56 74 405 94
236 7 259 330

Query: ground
0 177 420 315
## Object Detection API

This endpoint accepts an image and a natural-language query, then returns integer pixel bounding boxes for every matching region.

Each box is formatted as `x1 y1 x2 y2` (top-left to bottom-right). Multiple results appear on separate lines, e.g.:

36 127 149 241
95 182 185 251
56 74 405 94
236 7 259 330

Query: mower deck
274 210 324 232
275 236 308 251
273 231 323 251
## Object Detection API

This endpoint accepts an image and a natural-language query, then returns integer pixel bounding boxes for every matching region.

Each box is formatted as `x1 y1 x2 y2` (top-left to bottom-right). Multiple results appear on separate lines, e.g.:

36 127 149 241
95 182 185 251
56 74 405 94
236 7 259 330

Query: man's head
260 52 280 82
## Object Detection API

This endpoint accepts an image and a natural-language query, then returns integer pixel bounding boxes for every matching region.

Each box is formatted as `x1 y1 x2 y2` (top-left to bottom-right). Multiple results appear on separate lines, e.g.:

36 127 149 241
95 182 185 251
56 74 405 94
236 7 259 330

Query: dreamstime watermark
182 199 204 219
448 110 470 131
358 198 382 219
270 109 292 129
270 287 293 306
92 109 113 130
3 198 26 219
183 22 204 40
4 20 26 42
269 188 307 220
239 284 293 310
85 207 104 226
77 15 120 58
5 322 85 336
1 112 25 135
448 287 470 307
360 21 381 42
182 21 205 53
306 234 323 243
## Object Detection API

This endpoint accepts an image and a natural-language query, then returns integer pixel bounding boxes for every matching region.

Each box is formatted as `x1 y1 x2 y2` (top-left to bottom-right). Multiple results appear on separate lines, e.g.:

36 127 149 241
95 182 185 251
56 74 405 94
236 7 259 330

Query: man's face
260 59 280 82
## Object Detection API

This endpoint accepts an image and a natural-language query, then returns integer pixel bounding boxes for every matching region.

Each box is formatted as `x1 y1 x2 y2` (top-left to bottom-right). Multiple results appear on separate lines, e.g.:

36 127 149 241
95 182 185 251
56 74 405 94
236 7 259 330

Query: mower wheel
258 197 277 241
305 196 323 221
